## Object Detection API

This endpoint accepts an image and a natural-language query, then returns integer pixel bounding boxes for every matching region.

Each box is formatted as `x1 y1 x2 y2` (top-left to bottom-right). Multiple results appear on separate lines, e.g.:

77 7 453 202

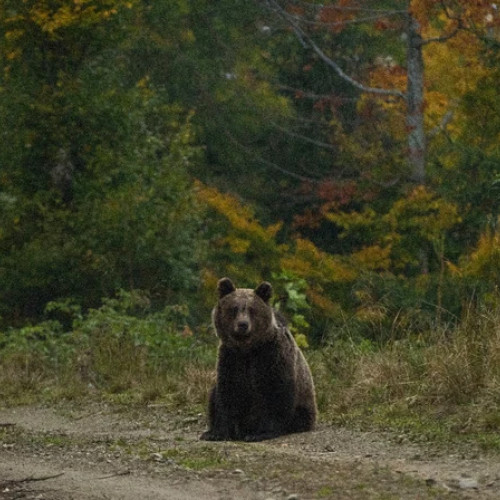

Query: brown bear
200 277 317 442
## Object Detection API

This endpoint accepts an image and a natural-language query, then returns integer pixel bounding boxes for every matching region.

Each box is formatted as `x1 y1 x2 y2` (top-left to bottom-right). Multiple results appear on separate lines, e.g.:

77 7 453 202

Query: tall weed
312 300 500 435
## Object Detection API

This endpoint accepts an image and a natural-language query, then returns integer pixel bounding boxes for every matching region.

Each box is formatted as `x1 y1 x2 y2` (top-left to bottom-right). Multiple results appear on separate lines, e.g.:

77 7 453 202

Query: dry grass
310 305 500 438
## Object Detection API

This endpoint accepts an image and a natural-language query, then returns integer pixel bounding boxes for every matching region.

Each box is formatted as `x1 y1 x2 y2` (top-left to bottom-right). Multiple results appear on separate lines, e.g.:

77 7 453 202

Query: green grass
316 485 334 498
160 445 229 470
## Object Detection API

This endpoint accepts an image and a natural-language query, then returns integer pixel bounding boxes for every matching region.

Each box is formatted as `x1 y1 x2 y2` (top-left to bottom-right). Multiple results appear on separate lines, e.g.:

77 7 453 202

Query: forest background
1 0 500 440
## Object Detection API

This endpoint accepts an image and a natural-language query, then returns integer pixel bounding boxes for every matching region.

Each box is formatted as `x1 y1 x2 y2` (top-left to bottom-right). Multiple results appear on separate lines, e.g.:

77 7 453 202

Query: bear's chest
218 343 286 407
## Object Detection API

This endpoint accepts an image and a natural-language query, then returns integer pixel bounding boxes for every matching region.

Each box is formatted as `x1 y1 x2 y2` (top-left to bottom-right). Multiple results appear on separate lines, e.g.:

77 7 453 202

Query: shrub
0 290 216 405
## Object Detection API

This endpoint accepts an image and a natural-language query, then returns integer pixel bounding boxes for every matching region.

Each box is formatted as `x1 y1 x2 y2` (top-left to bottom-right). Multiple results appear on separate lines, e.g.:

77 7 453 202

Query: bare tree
260 0 466 185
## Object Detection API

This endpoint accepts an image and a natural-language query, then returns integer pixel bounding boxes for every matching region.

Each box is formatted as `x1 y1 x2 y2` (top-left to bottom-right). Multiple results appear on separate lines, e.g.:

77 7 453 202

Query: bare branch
222 128 321 183
1 473 65 485
98 470 131 480
276 83 357 103
421 0 465 45
288 11 406 30
265 0 407 100
291 26 407 100
421 26 460 45
427 109 455 140
286 0 406 15
270 121 338 151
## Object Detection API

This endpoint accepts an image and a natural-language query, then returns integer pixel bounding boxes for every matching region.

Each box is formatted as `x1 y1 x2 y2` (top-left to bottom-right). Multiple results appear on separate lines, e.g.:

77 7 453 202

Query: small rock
150 452 164 462
458 478 478 490
287 495 300 500
233 469 244 474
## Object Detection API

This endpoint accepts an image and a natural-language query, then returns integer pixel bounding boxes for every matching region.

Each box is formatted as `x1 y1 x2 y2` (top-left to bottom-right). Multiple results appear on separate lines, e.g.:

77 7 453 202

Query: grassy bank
311 304 500 448
1 292 499 450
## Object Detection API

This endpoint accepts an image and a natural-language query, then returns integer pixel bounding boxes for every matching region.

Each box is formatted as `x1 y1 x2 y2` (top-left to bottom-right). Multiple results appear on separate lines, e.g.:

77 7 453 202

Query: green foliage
272 271 311 346
0 320 70 368
0 1 206 324
0 0 499 383
0 112 204 322
196 182 285 291
73 290 206 375
327 186 461 274
0 290 215 404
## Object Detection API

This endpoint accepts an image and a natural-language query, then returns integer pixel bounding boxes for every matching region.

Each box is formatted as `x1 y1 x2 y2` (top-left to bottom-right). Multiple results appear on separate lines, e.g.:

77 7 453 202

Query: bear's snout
232 317 251 339
236 320 250 333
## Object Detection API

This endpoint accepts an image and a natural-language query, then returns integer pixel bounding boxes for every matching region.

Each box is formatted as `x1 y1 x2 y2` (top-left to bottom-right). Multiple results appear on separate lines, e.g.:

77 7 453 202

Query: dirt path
1 403 499 499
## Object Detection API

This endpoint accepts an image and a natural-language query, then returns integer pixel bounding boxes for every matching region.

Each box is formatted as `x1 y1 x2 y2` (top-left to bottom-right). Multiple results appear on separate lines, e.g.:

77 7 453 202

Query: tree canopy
1 0 499 339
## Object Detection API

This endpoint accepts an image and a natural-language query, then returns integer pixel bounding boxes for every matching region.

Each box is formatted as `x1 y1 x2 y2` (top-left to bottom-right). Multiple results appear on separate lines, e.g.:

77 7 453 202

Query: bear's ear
255 281 272 304
217 277 236 298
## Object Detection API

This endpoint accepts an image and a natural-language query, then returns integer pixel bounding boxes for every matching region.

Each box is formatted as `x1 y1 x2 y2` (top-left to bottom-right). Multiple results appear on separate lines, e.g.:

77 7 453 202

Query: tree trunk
406 8 426 185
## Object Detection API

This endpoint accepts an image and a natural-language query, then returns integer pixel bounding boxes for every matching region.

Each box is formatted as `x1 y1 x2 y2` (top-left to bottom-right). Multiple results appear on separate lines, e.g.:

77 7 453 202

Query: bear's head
212 277 276 348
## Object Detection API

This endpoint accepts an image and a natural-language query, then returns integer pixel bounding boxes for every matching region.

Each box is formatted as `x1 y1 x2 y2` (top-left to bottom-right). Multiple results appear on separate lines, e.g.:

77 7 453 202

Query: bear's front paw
200 430 226 441
243 431 281 442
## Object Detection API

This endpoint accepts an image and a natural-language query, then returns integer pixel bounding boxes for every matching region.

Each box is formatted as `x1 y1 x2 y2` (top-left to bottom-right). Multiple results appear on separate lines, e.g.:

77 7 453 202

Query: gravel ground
1 403 499 499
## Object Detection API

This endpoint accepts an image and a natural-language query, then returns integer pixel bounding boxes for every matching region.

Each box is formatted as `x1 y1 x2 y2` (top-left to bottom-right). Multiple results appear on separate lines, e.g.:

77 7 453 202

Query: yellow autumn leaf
224 236 251 254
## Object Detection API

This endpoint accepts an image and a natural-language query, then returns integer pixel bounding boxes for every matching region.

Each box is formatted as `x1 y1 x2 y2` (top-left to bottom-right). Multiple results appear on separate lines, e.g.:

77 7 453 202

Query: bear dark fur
200 277 317 442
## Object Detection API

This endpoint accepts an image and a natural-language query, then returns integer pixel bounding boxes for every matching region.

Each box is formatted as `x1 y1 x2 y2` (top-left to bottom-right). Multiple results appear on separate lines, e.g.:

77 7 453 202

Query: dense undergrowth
310 302 500 449
0 291 215 409
1 290 499 451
